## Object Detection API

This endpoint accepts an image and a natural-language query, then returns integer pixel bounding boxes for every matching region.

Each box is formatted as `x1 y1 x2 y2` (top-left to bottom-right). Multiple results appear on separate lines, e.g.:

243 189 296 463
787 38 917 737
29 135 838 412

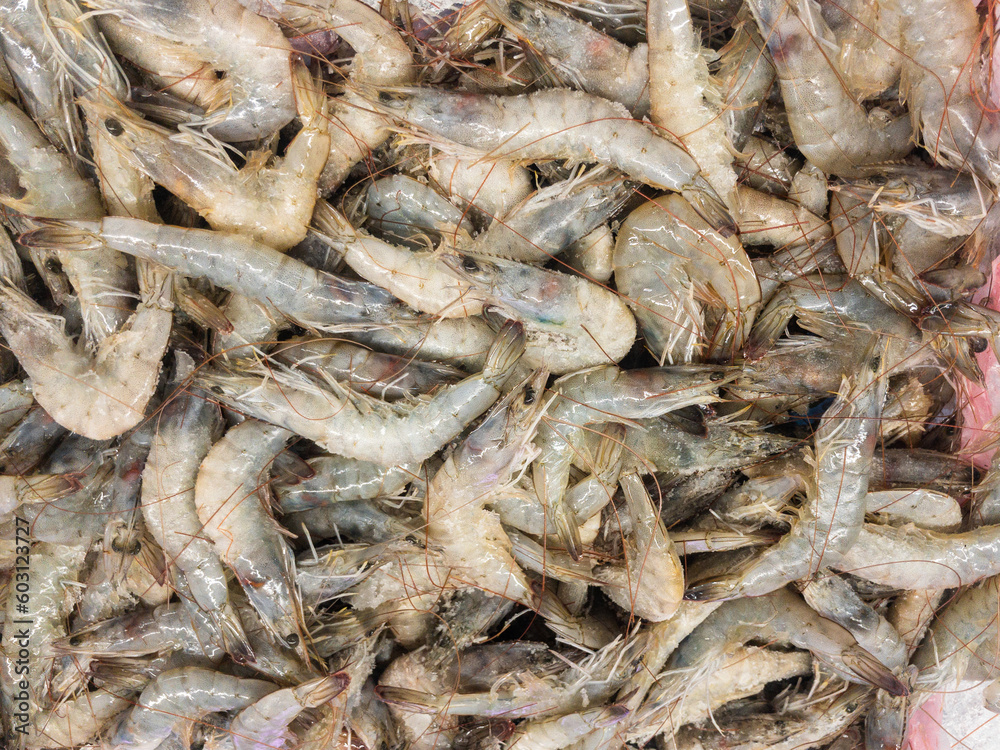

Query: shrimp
314 202 484 318
273 336 463 403
613 194 761 364
194 420 306 657
0 279 170 440
564 224 616 282
275 454 419 513
485 0 651 116
87 0 297 141
0 473 77 516
445 252 637 372
1 543 88 749
428 152 533 222
372 87 730 224
531 365 729 556
897 0 1000 185
23 218 422 332
717 7 777 151
736 185 831 249
468 167 634 263
80 65 329 250
0 99 135 344
735 135 799 196
226 674 349 750
746 0 913 176
141 373 253 663
647 0 739 214
0 380 34 437
348 315 499 373
54 602 224 661
821 0 903 100
105 667 277 750
31 689 131 750
362 174 475 250
196 321 524 466
687 340 887 600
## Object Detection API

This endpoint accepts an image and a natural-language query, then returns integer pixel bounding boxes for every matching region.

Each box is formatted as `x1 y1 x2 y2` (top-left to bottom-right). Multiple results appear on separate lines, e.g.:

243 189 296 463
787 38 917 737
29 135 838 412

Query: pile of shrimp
4 0 1000 748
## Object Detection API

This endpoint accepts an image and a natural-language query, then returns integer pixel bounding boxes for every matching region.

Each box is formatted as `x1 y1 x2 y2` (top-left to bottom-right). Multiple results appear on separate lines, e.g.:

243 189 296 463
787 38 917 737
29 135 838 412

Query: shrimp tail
20 219 104 252
682 179 737 237
841 646 909 697
303 672 351 707
373 685 447 713
682 576 740 601
215 604 256 665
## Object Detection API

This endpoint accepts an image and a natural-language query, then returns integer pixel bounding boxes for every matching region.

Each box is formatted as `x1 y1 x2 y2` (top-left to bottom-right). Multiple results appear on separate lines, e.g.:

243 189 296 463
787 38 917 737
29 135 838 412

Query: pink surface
905 694 944 750
957 256 1000 467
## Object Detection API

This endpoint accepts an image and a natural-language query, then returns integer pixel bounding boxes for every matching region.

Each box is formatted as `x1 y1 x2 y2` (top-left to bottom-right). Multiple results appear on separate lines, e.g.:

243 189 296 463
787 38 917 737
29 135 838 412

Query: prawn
614 194 761 364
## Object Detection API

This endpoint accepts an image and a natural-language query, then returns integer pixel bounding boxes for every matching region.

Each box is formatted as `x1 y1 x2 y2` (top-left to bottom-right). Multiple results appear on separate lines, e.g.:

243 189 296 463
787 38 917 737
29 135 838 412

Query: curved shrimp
897 0 1000 185
0 99 134 344
614 194 761 364
746 0 913 176
822 0 903 100
428 152 534 222
23 218 422 333
687 340 888 600
486 0 651 116
106 667 277 750
717 7 777 151
444 251 637 373
194 420 307 658
198 321 524 466
372 87 730 224
86 0 297 141
228 674 349 750
0 280 170 440
141 371 252 663
647 0 739 214
80 65 329 250
362 174 475 250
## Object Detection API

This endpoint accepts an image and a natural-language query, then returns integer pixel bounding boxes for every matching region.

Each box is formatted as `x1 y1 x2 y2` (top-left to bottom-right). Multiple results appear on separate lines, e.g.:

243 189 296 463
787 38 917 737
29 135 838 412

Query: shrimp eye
210 385 224 395
524 386 535 404
104 118 124 137
971 336 989 353
869 353 882 372
378 91 394 103
508 0 525 20
461 256 480 273
284 633 300 647
69 635 83 646
44 259 59 273
129 540 142 556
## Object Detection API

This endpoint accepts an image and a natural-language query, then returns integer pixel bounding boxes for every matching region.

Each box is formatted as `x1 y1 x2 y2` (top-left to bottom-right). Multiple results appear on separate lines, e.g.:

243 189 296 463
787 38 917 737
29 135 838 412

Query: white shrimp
23 218 421 333
196 321 524 466
746 0 913 176
822 0 903 100
647 0 739 214
105 667 277 750
227 674 349 750
31 689 131 750
737 185 832 250
0 280 170 440
141 371 252 663
373 87 731 225
87 0 297 141
428 152 534 222
614 194 761 364
0 99 135 344
194 420 307 658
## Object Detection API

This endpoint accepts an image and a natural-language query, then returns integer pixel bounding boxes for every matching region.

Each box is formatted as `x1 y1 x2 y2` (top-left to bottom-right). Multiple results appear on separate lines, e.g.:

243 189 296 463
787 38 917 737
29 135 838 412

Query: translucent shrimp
194 420 306 657
445 252 637 373
821 0 903 100
195 321 524 466
687 341 887 600
80 65 329 250
717 7 777 151
468 167 634 263
647 0 739 214
23 218 421 332
31 689 131 750
372 87 729 223
362 174 475 250
531 365 729 557
428 152 533 222
736 185 831 249
485 0 651 115
0 99 134 344
106 667 277 750
0 379 34 437
746 0 913 176
275 455 419 513
226 674 349 750
141 377 252 663
87 0 297 141
272 336 463 402
897 0 1000 185
0 473 77 516
613 194 761 364
314 202 484 318
0 280 170 440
